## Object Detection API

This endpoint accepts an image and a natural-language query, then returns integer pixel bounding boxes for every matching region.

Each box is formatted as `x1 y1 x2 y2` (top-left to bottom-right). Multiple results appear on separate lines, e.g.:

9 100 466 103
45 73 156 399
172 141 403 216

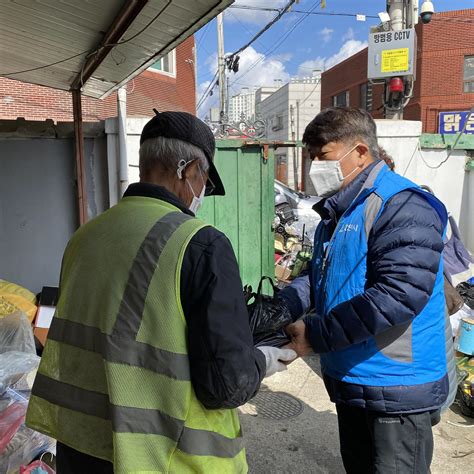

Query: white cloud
297 39 368 76
225 0 288 25
319 27 334 44
342 27 355 42
325 39 367 69
197 46 290 117
231 47 290 87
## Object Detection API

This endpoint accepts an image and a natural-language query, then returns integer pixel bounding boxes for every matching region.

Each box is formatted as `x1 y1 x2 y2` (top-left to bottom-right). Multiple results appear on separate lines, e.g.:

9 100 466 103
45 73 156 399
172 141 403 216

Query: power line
196 21 211 49
229 4 379 19
418 111 474 170
228 0 297 60
298 78 321 107
0 50 92 76
230 1 323 86
196 71 219 110
226 9 269 51
1 0 173 77
198 0 299 112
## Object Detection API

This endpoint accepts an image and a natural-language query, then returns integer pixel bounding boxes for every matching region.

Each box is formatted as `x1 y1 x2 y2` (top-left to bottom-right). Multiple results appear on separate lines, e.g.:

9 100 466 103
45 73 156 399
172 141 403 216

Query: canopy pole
72 89 88 225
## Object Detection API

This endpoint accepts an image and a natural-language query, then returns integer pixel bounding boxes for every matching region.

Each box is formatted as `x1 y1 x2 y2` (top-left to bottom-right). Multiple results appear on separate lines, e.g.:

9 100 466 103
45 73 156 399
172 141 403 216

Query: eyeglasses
195 160 215 196
205 174 216 196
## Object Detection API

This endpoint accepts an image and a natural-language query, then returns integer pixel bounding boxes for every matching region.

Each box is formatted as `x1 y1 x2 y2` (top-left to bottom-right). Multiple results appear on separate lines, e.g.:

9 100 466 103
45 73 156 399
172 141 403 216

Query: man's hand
257 346 297 377
285 320 313 357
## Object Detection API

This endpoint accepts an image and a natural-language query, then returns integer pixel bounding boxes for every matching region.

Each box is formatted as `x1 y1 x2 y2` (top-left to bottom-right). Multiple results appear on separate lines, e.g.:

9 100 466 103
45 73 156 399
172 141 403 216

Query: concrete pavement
240 355 474 473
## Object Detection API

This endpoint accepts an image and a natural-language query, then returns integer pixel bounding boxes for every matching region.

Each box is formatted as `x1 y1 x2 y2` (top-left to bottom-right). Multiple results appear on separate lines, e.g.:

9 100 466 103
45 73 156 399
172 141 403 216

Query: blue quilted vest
312 163 448 387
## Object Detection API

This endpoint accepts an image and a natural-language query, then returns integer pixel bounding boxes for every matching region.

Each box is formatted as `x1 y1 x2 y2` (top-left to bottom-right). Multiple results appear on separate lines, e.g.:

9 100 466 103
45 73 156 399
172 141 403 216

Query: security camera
420 1 434 24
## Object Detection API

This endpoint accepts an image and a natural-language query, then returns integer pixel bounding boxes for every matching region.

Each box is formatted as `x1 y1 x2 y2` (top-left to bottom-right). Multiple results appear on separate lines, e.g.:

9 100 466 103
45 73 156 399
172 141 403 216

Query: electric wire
229 4 379 19
197 1 298 110
0 0 173 77
228 0 297 59
418 111 473 169
229 1 323 86
298 77 321 107
196 70 219 110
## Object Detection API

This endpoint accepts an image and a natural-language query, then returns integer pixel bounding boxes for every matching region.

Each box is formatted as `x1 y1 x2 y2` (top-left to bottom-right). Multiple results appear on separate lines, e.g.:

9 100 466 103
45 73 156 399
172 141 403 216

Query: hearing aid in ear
177 159 187 179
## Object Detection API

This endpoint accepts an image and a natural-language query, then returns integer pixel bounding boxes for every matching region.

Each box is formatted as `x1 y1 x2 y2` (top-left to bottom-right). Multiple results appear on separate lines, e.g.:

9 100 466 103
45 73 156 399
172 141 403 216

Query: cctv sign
368 29 417 79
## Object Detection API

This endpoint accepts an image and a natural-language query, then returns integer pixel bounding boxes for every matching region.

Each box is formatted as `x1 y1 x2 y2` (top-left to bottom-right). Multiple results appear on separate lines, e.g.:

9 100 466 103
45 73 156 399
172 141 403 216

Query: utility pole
217 13 226 127
386 0 404 119
226 76 230 118
290 104 297 189
296 100 301 190
386 0 419 119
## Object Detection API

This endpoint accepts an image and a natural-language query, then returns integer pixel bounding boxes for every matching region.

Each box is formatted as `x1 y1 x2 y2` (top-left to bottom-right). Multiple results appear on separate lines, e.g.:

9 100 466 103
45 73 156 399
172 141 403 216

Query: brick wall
416 10 474 132
320 48 385 118
0 36 196 122
320 9 474 132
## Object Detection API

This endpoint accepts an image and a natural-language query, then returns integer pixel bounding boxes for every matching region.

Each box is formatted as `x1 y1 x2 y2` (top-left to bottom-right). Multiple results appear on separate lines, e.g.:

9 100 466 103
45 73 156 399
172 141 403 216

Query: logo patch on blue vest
338 223 359 233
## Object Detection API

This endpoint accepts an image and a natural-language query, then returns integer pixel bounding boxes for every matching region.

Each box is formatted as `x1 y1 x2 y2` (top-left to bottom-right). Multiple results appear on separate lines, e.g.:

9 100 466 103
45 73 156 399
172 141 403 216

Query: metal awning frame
67 0 231 225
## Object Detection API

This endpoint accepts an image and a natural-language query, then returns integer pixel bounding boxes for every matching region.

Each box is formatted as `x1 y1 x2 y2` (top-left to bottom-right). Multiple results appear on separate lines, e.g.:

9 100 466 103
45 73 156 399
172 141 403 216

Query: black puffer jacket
280 162 447 413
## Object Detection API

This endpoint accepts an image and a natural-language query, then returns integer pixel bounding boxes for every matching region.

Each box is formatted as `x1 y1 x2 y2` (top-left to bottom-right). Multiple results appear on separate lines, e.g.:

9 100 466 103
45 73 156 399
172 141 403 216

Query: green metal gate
198 139 276 290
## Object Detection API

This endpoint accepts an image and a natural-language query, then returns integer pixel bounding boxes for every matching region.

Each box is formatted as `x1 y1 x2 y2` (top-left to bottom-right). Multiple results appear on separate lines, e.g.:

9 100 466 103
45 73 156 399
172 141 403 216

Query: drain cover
247 391 304 420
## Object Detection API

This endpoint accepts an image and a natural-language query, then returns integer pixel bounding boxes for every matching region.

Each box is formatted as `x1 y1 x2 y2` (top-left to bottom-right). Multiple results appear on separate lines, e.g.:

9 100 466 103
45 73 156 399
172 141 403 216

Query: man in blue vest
282 107 448 473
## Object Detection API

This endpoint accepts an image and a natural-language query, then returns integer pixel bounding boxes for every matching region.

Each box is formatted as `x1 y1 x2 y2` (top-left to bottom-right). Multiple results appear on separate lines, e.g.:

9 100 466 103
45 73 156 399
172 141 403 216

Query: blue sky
195 0 471 115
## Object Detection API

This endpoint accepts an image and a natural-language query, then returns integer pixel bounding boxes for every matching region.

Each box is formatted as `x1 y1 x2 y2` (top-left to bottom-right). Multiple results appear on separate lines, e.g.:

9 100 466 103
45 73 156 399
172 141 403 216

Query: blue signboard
439 111 474 135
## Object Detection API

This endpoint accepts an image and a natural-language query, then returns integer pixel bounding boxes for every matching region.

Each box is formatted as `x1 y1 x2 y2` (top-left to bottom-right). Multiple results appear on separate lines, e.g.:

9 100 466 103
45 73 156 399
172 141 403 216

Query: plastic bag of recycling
0 400 27 451
456 282 474 310
0 422 55 473
0 312 36 355
0 351 40 395
0 351 55 473
247 277 292 347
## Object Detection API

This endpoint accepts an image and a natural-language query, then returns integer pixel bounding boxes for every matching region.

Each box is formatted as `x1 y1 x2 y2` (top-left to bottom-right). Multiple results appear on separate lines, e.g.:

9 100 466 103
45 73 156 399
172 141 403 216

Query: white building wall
301 119 473 251
260 77 321 188
376 120 473 252
229 90 256 122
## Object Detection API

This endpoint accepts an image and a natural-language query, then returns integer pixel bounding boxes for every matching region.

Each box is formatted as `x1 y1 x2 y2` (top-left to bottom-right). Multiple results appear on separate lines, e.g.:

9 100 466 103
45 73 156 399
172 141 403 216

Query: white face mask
309 144 360 198
186 167 206 214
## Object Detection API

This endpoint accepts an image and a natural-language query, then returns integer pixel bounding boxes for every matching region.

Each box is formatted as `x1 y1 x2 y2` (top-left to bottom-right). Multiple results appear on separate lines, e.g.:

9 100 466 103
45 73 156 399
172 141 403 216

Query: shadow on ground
240 356 343 474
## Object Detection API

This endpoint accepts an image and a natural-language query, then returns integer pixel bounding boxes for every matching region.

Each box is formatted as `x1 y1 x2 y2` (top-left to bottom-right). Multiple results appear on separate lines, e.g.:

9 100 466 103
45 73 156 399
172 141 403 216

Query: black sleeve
181 226 266 409
305 190 445 353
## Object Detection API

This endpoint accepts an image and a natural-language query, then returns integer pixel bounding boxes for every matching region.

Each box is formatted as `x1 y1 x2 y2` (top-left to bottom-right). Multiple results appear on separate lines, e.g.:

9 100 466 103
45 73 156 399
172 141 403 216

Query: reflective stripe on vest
32 372 243 458
26 200 247 473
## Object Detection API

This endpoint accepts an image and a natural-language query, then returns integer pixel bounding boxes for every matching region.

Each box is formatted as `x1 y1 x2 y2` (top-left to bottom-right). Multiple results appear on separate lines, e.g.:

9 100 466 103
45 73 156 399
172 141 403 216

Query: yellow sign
381 48 409 73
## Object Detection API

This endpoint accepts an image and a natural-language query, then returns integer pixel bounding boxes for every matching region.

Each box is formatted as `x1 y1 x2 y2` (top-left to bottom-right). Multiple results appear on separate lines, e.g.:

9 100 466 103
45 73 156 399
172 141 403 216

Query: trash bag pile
0 281 56 473
245 277 292 348
456 279 474 310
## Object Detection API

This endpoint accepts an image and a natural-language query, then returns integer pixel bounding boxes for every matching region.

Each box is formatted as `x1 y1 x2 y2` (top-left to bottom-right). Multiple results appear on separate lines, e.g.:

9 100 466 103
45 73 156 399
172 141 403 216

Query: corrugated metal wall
0 121 108 293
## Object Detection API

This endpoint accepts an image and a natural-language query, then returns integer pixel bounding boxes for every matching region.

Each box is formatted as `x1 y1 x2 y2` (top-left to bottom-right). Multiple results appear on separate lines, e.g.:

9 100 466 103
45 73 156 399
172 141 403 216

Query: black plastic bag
456 282 474 310
246 277 292 347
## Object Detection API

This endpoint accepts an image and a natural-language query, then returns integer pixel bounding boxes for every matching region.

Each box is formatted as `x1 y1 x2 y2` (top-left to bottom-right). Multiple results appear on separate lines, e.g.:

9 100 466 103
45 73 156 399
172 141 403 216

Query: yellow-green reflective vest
26 196 247 473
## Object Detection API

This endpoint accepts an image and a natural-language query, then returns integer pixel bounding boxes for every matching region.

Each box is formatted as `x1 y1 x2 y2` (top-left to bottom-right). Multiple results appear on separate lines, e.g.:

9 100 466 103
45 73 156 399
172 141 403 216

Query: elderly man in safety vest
282 107 450 474
26 111 296 473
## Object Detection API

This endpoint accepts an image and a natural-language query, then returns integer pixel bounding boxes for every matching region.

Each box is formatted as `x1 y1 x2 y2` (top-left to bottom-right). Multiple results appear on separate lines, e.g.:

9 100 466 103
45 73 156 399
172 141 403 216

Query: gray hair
139 136 209 177
303 107 380 161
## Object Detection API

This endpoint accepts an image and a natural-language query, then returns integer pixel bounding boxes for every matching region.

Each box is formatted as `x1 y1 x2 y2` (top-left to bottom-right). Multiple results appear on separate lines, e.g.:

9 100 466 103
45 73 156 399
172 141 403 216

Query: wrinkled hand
257 346 298 378
285 320 313 357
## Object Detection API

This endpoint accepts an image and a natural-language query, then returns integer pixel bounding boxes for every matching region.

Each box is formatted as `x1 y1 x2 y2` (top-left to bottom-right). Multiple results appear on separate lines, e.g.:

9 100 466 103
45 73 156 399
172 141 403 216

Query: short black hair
303 107 379 160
